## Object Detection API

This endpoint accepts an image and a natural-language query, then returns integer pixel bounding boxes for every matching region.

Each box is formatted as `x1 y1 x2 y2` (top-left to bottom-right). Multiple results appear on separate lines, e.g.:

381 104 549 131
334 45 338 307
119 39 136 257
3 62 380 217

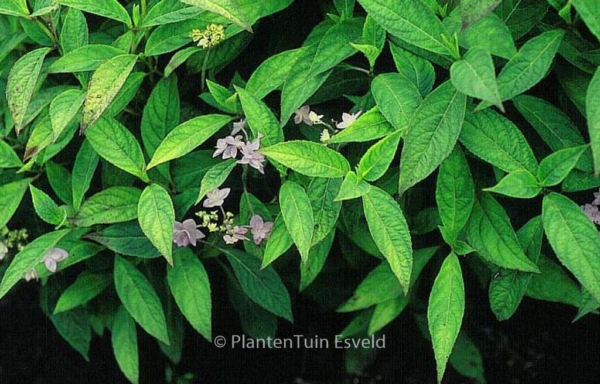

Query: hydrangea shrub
1 0 600 382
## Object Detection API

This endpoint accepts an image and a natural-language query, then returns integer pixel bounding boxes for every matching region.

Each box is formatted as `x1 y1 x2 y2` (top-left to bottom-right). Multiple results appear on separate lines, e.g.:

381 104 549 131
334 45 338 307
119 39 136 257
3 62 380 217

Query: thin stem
200 49 211 92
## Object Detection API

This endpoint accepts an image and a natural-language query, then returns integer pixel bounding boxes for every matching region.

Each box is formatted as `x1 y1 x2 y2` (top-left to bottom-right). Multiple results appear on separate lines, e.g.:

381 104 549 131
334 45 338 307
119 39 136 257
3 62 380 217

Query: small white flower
308 111 323 125
232 119 246 135
24 269 38 282
320 129 331 143
294 105 314 125
173 218 205 247
336 111 362 129
203 188 231 208
249 215 273 245
42 248 68 273
0 241 8 261
223 225 249 244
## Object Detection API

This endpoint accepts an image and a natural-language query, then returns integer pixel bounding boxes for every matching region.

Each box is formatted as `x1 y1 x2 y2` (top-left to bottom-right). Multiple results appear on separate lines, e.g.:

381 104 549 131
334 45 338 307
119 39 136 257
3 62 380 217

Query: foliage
1 0 600 382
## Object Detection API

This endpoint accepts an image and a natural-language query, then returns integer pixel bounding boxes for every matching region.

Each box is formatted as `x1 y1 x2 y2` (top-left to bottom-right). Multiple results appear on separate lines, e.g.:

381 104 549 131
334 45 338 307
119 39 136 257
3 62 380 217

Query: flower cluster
24 247 69 282
293 105 362 143
1 227 28 253
213 119 266 174
581 188 600 225
190 24 225 49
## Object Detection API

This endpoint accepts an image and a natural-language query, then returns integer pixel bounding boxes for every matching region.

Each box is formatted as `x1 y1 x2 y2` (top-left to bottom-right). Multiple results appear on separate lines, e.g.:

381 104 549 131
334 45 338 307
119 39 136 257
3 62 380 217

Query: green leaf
466 193 540 272
362 186 412 294
572 0 600 43
141 76 180 158
495 0 548 41
6 47 51 132
141 0 204 28
428 253 465 384
307 177 342 245
105 72 146 118
49 89 84 138
46 162 73 205
148 114 231 169
114 256 169 344
50 45 127 73
81 54 138 131
334 171 371 201
483 169 541 198
196 159 237 204
0 0 29 16
54 272 111 314
73 187 141 227
459 109 538 173
49 306 91 361
167 248 212 341
526 254 582 307
0 178 32 229
399 81 466 195
450 46 502 109
260 140 350 178
55 0 131 26
280 181 313 263
436 146 475 244
72 139 99 211
180 0 252 32
542 193 600 302
59 8 88 54
299 231 335 291
537 145 588 187
86 222 160 258
225 249 293 321
261 214 293 268
111 306 139 384
30 184 65 225
459 13 517 60
356 131 402 182
587 67 600 175
494 30 564 102
448 332 486 383
236 86 284 147
23 115 55 161
0 140 23 168
357 0 449 55
460 0 502 28
389 44 435 96
246 49 300 99
84 117 148 182
371 73 421 132
0 229 70 300
138 184 175 265
328 107 395 144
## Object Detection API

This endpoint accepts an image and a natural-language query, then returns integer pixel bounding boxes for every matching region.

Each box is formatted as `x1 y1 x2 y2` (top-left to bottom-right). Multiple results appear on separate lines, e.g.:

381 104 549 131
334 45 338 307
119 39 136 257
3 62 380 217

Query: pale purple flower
213 135 244 159
249 215 273 245
336 111 362 129
0 241 7 261
223 225 249 244
592 189 600 205
24 269 38 282
42 247 68 273
232 119 246 135
237 138 265 173
582 203 600 225
203 188 231 208
173 218 205 247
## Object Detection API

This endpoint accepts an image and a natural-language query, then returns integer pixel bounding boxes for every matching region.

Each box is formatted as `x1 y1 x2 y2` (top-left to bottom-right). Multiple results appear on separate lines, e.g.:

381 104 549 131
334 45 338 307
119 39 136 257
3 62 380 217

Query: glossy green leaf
357 0 449 55
460 109 538 173
236 86 284 147
371 73 421 132
0 0 29 16
46 162 73 205
587 67 600 175
167 248 212 341
6 47 51 132
399 81 466 195
362 186 412 294
138 184 175 265
148 114 231 169
428 253 465 384
180 0 252 32
334 171 371 201
50 45 127 73
526 254 582 307
459 13 517 60
141 76 180 158
389 44 435 96
460 0 502 28
112 306 139 384
30 184 65 225
495 0 548 41
259 140 350 178
279 181 313 263
0 229 70 300
55 0 131 25
467 193 540 272
328 107 395 144
307 177 342 245
436 146 474 244
337 262 403 312
0 178 32 229
225 249 293 321
483 169 541 198
0 140 23 168
59 8 88 54
196 159 237 204
450 46 502 109
72 139 99 211
81 54 138 130
572 0 600 43
537 145 588 187
299 231 335 291
86 222 160 258
246 49 300 99
84 117 148 182
49 89 84 138
105 72 146 117
114 256 169 344
73 187 141 227
261 214 293 268
54 272 111 314
542 193 600 302
357 131 402 182
141 0 204 27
